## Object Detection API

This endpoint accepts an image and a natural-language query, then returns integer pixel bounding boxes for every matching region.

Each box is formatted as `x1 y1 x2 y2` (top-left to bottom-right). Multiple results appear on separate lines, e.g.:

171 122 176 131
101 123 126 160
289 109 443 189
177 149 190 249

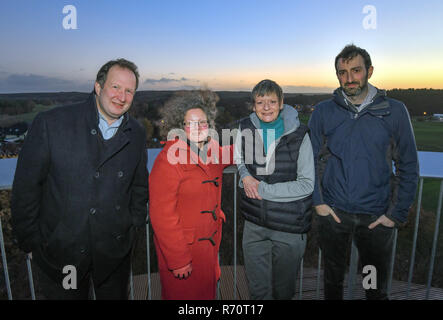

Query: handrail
1 156 443 300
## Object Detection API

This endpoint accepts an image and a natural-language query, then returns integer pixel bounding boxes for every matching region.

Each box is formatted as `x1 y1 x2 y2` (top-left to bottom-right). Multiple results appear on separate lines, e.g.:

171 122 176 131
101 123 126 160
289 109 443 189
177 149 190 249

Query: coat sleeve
257 133 314 202
233 125 252 188
149 150 192 270
307 107 326 206
11 113 50 253
130 141 149 228
385 103 419 225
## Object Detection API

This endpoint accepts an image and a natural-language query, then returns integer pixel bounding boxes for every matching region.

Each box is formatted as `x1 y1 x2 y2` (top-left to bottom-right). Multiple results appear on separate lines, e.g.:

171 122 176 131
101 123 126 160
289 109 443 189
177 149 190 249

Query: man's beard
342 76 369 97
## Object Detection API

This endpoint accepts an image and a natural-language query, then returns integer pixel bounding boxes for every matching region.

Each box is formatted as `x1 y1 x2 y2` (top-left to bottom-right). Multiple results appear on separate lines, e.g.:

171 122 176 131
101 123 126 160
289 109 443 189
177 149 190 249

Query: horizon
2 87 443 97
1 0 442 94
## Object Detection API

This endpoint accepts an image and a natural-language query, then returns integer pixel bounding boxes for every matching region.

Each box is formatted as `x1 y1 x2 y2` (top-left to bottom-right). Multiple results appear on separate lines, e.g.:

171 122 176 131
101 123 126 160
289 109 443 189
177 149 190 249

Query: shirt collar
98 109 124 128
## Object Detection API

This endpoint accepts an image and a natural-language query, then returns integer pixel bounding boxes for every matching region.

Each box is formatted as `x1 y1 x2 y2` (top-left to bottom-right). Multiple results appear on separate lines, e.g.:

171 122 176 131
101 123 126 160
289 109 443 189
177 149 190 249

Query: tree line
388 89 443 116
0 99 36 115
1 89 442 144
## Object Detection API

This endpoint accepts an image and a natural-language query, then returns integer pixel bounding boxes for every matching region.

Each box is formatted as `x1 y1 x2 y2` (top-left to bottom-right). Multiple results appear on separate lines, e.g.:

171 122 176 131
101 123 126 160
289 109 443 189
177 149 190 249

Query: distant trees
0 99 36 115
0 88 439 146
284 94 333 108
129 100 152 119
387 89 443 116
138 117 155 145
216 109 234 128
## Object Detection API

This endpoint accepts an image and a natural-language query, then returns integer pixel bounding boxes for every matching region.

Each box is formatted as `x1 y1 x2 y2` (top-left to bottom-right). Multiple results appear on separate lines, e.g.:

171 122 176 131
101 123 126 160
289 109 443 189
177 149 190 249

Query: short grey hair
251 79 284 105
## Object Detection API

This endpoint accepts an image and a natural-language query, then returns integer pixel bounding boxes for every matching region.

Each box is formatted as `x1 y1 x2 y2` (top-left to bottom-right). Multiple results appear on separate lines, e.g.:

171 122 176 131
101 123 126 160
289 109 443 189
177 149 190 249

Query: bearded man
308 44 419 300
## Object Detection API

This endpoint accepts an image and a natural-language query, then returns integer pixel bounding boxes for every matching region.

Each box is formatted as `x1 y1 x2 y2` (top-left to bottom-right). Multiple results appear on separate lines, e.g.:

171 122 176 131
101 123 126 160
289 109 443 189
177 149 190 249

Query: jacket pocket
40 222 70 269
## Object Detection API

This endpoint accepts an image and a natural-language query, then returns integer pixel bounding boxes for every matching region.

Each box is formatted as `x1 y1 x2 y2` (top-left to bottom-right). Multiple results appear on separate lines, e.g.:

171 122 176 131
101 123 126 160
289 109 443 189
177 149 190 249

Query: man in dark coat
11 58 148 299
309 45 419 299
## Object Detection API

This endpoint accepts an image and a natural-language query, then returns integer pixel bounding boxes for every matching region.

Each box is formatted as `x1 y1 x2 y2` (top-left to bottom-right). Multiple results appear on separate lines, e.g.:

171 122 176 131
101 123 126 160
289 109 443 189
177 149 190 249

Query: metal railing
1 156 443 300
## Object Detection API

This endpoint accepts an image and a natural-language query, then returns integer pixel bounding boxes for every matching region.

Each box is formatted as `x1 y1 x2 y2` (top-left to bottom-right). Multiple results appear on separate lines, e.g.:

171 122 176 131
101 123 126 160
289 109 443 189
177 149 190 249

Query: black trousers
34 255 131 300
317 208 395 300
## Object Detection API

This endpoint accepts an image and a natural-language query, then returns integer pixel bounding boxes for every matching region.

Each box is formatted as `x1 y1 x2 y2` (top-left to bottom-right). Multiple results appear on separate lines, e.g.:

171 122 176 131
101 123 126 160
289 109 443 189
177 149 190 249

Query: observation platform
131 265 443 300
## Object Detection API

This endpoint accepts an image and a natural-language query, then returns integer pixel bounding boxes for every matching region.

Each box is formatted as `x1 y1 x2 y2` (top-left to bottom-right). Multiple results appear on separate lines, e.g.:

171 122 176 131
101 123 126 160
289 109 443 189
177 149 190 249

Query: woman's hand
172 263 193 279
242 176 262 200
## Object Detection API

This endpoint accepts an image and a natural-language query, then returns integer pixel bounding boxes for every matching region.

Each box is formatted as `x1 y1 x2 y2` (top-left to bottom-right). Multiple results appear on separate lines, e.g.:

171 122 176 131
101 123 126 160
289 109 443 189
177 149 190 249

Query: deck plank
132 266 443 300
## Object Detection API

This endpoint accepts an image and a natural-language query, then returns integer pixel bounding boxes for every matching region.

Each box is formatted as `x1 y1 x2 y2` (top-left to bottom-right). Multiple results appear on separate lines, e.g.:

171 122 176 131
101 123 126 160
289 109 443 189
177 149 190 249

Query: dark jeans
317 208 395 300
34 255 131 300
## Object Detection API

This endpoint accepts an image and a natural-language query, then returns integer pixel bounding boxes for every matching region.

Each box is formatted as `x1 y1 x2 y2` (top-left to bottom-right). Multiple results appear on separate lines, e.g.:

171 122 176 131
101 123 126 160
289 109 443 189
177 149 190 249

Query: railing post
298 258 304 300
91 278 96 300
346 240 359 300
407 177 424 299
0 217 12 300
26 253 36 300
316 248 322 300
146 206 152 300
387 228 398 298
233 170 237 300
425 180 443 299
129 263 134 300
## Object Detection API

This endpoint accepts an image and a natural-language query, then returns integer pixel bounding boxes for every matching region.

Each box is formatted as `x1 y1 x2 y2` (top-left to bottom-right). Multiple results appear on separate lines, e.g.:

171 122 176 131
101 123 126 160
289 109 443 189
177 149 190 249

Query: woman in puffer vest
234 79 315 300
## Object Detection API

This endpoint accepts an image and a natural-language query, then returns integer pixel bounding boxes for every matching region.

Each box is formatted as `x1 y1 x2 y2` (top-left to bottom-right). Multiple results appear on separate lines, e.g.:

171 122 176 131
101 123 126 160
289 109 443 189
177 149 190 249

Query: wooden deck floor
132 265 443 300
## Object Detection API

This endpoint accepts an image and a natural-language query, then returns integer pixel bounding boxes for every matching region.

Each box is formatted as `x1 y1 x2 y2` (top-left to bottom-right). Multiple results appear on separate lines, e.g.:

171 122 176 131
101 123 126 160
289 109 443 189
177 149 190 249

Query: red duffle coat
149 138 233 300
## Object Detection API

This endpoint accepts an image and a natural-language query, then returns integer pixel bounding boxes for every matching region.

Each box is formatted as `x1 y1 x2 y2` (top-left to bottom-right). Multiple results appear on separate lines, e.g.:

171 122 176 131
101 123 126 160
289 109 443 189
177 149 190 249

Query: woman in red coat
149 100 233 300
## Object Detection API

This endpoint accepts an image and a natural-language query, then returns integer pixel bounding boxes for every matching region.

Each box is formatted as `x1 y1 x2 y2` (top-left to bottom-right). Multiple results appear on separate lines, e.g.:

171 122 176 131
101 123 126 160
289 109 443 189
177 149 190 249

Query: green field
0 104 56 126
411 119 443 213
412 120 443 152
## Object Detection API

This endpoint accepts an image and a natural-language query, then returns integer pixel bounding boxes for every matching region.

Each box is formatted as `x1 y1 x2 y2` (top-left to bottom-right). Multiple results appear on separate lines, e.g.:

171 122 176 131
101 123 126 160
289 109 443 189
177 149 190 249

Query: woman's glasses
183 120 209 128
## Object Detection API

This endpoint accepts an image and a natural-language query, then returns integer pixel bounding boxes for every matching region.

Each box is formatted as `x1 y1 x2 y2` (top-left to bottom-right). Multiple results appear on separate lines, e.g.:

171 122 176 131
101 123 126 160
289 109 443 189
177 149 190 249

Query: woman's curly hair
158 89 219 139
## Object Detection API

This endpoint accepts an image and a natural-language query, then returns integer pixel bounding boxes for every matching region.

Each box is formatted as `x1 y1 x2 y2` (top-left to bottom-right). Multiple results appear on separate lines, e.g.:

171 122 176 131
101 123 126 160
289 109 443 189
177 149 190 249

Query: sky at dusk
0 0 442 93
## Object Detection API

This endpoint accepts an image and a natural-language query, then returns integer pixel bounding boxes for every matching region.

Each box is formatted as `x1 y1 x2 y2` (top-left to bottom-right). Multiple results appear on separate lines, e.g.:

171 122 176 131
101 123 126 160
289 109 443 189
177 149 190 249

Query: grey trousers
242 220 307 300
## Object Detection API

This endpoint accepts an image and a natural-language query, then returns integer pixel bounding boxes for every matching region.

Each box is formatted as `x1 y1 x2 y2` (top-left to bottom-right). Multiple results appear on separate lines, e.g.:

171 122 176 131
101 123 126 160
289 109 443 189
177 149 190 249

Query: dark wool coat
149 138 232 300
11 94 148 285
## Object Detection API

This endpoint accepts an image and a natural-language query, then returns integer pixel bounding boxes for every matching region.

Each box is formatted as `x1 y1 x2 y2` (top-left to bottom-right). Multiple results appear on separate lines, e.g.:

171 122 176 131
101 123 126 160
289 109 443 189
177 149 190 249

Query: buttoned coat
149 138 232 299
11 94 148 285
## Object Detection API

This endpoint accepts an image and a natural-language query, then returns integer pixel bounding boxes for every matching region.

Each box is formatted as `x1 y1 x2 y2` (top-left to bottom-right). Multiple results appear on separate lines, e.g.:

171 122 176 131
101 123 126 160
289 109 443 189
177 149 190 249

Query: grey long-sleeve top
234 105 315 203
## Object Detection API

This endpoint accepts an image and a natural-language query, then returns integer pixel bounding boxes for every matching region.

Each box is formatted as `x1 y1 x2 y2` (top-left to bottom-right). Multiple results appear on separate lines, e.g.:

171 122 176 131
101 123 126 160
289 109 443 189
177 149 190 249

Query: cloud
282 85 334 94
144 77 192 84
165 85 199 90
0 73 92 93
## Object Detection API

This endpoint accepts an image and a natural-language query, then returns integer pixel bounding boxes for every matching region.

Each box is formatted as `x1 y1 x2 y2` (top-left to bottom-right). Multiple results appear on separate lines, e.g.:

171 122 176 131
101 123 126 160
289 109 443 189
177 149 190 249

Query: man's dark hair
251 79 284 105
335 44 372 72
95 58 140 91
